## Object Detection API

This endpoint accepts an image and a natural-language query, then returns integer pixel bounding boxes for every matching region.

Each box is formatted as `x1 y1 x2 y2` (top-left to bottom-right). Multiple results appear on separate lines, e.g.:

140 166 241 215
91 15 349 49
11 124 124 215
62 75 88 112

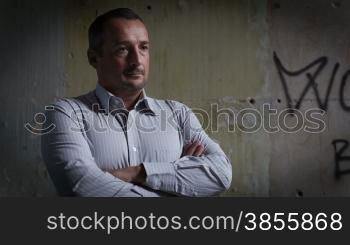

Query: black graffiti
340 70 350 111
332 139 350 179
273 52 350 112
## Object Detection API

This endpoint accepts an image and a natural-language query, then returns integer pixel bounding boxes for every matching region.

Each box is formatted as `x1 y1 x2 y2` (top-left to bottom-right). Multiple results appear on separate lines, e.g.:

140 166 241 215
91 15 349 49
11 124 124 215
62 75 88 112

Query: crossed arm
110 142 205 185
41 100 232 197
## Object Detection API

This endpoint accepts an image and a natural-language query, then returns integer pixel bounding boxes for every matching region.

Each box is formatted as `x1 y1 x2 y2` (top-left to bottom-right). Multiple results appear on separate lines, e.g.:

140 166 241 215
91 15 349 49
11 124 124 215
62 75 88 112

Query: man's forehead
103 18 149 39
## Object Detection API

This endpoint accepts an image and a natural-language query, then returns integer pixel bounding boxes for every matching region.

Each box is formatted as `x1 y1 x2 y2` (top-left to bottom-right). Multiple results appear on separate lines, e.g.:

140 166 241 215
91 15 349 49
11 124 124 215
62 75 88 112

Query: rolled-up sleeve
142 102 232 197
41 99 161 197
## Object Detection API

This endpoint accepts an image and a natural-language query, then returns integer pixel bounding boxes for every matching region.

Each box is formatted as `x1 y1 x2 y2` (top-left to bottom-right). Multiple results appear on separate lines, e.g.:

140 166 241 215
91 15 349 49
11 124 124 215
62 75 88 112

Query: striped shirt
41 83 232 197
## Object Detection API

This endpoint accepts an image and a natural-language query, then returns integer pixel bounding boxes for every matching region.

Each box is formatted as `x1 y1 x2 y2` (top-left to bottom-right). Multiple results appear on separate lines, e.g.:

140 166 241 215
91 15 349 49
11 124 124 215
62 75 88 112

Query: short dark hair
88 8 144 52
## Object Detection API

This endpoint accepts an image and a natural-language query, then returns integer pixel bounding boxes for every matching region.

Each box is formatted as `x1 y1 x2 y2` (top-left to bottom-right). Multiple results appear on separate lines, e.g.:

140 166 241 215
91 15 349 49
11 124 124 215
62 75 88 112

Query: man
41 8 232 197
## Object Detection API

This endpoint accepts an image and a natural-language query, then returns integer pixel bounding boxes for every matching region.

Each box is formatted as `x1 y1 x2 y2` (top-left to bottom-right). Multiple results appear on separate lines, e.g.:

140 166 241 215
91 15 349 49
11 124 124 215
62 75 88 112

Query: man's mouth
124 72 143 78
124 70 143 76
125 73 143 76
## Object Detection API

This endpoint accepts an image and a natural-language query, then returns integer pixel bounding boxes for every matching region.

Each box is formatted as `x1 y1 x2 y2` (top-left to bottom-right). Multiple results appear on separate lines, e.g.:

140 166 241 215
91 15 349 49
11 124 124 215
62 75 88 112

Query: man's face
92 18 150 92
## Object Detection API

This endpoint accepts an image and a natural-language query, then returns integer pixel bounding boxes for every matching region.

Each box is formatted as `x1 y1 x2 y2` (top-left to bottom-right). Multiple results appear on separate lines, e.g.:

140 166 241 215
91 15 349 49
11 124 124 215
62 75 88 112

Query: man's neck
104 85 143 111
117 91 142 111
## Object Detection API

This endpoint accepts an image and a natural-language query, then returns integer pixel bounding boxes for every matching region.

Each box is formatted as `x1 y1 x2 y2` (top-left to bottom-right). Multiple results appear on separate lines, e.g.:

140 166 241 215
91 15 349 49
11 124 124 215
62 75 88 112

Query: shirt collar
95 83 157 115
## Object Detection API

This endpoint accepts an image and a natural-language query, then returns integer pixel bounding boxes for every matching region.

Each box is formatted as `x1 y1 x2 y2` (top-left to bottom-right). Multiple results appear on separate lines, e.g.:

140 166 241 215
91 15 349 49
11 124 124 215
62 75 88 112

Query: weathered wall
267 0 350 196
0 0 64 196
0 0 349 196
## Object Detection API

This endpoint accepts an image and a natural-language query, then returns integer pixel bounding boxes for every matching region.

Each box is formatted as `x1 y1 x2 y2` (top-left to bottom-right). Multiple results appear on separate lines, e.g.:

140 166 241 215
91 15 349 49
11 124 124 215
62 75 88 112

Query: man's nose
128 48 142 65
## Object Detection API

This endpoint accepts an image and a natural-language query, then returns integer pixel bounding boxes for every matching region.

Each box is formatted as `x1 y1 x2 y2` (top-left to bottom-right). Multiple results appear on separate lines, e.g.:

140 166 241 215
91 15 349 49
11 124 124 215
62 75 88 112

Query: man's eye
116 47 127 53
141 45 149 51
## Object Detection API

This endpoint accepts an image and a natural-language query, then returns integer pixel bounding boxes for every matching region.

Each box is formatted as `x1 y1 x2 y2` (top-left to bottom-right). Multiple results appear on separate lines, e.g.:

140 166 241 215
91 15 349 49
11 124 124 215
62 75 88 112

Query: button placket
126 110 138 166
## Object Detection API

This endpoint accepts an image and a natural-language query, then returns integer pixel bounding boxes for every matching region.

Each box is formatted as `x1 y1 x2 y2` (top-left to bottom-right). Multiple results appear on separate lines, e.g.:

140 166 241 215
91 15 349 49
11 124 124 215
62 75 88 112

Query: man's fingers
193 144 204 157
183 142 205 157
184 143 198 156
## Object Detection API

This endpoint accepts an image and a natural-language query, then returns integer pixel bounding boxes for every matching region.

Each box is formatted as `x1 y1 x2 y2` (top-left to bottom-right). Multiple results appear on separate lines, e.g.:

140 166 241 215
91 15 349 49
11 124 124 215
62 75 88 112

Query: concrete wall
0 0 349 196
267 0 350 196
0 0 64 196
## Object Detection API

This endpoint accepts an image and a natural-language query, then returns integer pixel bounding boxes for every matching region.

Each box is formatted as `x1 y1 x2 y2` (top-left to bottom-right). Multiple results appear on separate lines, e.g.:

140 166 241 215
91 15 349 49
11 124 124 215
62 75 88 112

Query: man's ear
87 48 99 69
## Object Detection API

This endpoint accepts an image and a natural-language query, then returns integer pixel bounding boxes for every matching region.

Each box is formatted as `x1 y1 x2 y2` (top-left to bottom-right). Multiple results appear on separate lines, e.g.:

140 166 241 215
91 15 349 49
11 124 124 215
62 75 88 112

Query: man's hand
110 165 146 185
182 141 205 157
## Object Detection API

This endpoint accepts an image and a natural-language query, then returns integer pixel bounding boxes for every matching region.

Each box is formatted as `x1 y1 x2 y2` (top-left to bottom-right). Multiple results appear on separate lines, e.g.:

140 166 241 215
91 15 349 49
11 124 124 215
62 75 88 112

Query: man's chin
121 78 147 91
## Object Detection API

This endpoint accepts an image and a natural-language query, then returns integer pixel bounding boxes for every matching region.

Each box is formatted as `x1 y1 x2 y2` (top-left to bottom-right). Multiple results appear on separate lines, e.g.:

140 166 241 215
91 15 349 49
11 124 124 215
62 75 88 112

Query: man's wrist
109 164 146 184
132 164 146 185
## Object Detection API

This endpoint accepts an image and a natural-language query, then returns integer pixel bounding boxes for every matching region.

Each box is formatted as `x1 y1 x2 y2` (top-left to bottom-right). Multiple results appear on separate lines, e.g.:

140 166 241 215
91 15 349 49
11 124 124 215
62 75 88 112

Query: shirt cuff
142 162 176 192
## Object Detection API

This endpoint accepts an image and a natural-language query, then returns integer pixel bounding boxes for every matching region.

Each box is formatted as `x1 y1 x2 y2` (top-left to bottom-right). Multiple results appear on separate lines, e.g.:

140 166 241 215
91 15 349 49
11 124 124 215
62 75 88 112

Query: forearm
108 165 178 197
142 152 232 197
109 165 146 185
106 141 232 197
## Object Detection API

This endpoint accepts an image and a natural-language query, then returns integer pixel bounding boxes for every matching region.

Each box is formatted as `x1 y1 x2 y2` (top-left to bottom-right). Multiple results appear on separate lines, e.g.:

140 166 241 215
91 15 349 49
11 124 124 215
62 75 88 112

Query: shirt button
132 146 137 152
